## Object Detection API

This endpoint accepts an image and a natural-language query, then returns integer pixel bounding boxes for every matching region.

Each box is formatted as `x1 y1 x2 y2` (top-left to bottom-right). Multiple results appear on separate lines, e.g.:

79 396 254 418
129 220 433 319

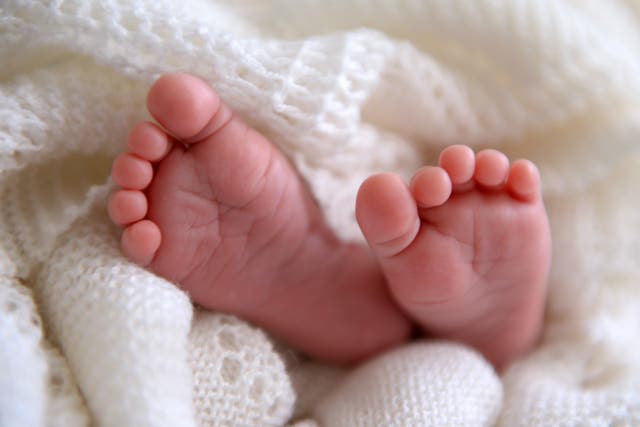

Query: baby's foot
356 145 551 368
108 73 411 363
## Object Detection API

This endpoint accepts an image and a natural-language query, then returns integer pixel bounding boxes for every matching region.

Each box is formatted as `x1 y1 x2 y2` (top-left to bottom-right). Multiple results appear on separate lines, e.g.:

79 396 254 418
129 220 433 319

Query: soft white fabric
0 278 47 427
313 343 502 427
1 0 640 426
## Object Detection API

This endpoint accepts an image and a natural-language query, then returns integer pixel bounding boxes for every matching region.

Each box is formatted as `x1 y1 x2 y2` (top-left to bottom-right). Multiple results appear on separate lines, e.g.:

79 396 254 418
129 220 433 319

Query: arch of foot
312 342 503 427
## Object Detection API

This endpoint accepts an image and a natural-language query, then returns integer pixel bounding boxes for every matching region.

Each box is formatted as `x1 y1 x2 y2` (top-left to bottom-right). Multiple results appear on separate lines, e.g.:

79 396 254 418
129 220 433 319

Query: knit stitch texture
1 1 640 426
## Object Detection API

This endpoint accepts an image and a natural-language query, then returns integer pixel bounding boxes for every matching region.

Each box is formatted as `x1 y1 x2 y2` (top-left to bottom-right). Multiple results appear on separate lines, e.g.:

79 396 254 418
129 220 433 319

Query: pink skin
356 146 550 368
109 73 411 364
109 73 551 367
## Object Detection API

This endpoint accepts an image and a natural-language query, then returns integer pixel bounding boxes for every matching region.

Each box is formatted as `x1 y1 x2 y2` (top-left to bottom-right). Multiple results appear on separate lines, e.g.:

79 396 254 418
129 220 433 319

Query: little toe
147 73 228 142
474 149 509 189
438 145 475 189
108 190 148 226
506 159 541 201
121 220 161 266
410 166 452 208
127 122 171 162
356 173 420 258
111 153 153 190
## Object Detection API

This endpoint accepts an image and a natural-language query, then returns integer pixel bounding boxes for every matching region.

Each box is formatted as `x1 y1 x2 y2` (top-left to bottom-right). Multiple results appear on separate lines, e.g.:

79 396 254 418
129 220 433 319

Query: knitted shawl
1 1 640 426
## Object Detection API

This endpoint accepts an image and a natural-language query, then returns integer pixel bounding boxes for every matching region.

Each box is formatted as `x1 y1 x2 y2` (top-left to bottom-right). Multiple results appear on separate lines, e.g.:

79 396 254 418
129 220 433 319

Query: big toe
356 173 420 258
147 73 221 141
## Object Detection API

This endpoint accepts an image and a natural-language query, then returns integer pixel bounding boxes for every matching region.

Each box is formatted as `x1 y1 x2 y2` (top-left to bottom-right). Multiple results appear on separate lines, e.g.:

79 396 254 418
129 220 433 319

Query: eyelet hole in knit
218 329 240 352
250 376 265 400
221 356 242 384
120 14 140 33
5 300 18 312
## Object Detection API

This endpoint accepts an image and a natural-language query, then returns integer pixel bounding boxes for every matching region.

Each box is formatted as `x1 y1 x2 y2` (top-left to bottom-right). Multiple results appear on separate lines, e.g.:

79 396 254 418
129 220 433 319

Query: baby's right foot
108 73 411 363
356 146 551 368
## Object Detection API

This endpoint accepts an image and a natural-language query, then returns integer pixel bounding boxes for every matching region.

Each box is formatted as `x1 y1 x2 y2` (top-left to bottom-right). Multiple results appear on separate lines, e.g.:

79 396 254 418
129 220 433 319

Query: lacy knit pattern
1 1 640 426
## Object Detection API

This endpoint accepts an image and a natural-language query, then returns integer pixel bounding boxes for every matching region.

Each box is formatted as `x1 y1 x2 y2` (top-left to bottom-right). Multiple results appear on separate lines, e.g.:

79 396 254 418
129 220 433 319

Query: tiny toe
121 220 161 266
439 145 475 185
474 149 509 189
147 73 223 141
356 173 420 258
506 159 541 201
111 153 153 190
410 166 452 208
127 122 171 162
108 190 148 226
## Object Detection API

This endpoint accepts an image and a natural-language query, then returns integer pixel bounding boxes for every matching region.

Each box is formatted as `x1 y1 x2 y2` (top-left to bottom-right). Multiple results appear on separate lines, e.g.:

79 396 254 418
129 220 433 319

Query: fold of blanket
1 1 639 426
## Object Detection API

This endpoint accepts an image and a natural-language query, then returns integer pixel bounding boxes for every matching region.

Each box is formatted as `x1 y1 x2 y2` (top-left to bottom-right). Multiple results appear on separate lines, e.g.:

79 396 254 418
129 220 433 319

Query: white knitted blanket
2 1 640 426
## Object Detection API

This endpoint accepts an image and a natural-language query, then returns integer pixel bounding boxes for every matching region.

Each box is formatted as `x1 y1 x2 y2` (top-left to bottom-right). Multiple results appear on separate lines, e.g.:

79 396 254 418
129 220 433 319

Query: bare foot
108 73 411 363
356 145 551 368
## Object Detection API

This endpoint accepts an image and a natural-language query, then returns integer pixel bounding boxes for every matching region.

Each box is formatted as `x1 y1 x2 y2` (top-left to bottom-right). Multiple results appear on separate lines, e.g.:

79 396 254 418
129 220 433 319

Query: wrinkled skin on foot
110 73 550 368
109 73 411 363
356 145 550 368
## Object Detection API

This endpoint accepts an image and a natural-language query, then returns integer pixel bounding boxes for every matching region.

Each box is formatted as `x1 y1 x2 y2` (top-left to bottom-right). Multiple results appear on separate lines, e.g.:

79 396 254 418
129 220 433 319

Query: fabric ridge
1 0 640 426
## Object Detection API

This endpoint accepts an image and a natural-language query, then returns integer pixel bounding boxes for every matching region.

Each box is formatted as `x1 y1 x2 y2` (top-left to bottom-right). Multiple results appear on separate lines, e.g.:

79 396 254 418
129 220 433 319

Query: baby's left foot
356 146 551 368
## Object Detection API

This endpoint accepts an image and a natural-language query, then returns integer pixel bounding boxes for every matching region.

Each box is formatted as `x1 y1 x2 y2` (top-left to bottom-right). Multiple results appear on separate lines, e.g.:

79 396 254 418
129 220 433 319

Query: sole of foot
109 73 412 363
356 145 551 368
